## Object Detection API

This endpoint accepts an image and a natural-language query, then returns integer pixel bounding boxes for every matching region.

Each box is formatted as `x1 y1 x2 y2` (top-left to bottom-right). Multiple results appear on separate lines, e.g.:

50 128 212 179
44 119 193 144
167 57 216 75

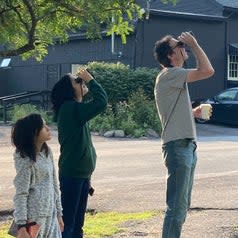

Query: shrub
90 89 162 137
132 67 158 100
89 105 114 133
128 89 161 133
87 62 158 105
11 104 52 124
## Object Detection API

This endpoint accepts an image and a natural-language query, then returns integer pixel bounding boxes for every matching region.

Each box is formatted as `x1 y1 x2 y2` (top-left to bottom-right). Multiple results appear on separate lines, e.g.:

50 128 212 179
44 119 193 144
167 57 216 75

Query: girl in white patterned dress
11 113 64 238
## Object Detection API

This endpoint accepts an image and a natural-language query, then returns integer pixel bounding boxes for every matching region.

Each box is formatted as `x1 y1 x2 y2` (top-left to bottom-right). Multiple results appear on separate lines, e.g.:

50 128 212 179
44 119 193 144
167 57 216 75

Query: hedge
86 61 159 105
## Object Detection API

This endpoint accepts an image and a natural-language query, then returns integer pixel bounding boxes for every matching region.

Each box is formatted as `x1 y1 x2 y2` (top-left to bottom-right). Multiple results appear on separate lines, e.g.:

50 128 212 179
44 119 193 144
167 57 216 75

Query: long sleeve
75 79 108 123
13 155 32 225
49 149 63 217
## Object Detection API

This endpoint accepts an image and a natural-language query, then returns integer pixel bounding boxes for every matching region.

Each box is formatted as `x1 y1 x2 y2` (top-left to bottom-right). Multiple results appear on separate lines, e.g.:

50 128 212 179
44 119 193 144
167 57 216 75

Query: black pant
59 175 90 238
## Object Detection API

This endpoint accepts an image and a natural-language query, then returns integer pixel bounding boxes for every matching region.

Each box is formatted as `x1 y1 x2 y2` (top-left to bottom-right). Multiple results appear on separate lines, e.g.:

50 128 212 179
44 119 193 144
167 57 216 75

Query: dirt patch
111 209 238 238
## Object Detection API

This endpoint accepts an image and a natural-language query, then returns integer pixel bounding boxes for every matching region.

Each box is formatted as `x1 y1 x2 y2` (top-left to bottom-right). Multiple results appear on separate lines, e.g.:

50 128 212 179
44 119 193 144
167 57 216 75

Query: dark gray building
0 0 238 101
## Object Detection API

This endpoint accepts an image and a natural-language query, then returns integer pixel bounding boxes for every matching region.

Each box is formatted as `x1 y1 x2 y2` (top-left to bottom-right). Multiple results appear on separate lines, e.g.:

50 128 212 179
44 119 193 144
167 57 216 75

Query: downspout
224 17 228 89
132 21 138 69
132 0 151 69
224 11 234 89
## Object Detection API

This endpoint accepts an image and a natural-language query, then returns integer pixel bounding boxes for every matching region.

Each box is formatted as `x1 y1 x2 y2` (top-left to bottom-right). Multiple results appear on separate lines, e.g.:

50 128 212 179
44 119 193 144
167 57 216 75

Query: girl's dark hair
51 74 76 121
11 113 49 162
154 35 174 68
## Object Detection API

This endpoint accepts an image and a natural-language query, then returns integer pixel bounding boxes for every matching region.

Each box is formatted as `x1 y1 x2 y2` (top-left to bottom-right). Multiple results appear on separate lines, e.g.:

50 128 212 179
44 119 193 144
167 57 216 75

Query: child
11 113 64 238
51 69 107 238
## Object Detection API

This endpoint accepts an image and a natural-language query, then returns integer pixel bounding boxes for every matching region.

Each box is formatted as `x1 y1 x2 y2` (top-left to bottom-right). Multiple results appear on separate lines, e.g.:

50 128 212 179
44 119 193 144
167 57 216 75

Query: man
154 32 214 238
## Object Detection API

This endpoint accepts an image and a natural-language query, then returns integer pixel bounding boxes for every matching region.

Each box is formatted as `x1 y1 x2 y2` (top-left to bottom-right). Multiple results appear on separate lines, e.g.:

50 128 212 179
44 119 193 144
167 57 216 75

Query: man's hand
193 105 212 119
178 31 198 48
192 106 202 118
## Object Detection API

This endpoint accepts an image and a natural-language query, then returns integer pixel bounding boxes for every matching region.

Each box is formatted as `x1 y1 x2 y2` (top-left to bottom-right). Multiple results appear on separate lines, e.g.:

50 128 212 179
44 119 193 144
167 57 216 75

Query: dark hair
154 35 174 67
11 113 49 162
51 74 76 121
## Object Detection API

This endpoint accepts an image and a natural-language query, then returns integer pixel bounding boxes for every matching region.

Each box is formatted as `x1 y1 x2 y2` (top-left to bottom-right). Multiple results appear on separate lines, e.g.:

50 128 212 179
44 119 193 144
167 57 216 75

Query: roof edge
223 6 238 13
150 9 226 21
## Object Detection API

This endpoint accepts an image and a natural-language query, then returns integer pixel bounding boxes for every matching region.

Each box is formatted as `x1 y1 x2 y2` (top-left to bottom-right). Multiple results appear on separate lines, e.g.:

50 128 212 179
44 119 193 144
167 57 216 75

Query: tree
0 0 177 60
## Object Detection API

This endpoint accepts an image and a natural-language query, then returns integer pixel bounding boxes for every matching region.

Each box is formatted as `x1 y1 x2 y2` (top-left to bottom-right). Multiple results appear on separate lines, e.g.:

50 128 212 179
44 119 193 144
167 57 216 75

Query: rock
91 132 100 136
114 130 125 138
103 130 115 137
146 128 159 138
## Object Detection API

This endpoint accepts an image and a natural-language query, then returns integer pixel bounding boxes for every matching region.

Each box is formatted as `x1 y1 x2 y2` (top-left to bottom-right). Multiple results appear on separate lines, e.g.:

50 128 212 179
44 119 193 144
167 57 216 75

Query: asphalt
0 123 238 237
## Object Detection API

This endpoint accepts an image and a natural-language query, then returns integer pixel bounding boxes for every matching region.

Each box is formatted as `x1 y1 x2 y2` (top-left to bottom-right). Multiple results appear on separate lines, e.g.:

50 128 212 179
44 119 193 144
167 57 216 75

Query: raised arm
178 32 215 83
76 80 108 122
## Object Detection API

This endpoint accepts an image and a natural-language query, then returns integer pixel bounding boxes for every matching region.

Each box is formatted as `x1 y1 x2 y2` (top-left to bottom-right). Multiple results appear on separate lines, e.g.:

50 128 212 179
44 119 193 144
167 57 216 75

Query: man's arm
179 32 215 83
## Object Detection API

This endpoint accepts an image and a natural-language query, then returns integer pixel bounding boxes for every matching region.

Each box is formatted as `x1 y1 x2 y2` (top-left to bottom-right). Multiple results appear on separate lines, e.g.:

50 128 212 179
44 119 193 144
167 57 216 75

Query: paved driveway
0 123 238 237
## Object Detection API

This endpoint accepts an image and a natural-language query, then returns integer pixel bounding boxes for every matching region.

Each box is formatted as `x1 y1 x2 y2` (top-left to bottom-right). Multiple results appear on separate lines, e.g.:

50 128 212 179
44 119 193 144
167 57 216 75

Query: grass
0 211 159 238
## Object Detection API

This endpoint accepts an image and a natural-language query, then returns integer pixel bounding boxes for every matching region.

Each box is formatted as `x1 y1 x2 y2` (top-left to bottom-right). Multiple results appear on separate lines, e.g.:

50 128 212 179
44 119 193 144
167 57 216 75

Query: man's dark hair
154 35 174 67
11 113 49 162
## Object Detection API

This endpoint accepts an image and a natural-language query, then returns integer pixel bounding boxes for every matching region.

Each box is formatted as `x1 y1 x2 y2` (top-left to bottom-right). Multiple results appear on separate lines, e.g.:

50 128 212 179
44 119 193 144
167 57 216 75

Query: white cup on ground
200 104 212 120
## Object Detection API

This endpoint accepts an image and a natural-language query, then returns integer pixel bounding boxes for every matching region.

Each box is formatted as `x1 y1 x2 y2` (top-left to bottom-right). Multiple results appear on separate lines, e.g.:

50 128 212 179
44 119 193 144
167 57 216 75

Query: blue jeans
59 175 90 238
162 139 197 238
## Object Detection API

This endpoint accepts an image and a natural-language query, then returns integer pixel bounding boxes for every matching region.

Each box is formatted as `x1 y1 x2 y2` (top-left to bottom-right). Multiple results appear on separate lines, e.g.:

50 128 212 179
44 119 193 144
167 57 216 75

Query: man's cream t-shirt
154 67 196 144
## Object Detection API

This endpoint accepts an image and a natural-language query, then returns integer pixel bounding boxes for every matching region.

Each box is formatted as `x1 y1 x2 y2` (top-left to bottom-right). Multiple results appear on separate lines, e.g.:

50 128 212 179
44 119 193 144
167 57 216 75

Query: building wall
0 36 135 96
226 14 238 88
0 65 45 96
0 70 8 96
136 15 226 100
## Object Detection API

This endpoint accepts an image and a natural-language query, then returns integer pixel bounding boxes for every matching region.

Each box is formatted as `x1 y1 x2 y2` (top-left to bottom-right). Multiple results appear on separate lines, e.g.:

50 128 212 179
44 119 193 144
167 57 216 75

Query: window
216 90 238 101
71 64 84 74
228 44 238 81
0 58 11 68
228 55 238 80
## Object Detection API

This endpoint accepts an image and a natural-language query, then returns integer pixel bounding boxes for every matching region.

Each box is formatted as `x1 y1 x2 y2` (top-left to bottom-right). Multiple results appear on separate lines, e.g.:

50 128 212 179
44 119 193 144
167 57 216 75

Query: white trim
228 54 238 81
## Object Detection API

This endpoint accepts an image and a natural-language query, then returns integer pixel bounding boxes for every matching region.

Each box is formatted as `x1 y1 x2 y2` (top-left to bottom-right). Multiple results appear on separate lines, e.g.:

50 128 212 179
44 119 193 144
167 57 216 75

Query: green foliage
133 67 159 100
87 62 158 105
90 88 162 137
0 1 178 60
128 89 162 133
0 0 142 60
88 62 132 105
11 104 52 124
119 115 139 136
87 62 161 137
89 105 114 133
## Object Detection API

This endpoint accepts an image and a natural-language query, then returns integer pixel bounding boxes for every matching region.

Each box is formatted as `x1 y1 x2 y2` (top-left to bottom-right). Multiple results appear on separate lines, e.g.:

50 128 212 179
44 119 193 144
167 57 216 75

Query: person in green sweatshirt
51 68 108 238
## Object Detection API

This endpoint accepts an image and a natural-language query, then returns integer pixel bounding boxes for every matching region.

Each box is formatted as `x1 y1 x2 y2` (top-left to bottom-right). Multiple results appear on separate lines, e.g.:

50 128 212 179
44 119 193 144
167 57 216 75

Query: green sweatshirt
57 79 108 178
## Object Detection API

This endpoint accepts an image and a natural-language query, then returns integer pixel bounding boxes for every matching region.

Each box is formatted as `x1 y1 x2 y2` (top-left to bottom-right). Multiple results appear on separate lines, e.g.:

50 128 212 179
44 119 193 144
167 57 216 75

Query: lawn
0 211 159 238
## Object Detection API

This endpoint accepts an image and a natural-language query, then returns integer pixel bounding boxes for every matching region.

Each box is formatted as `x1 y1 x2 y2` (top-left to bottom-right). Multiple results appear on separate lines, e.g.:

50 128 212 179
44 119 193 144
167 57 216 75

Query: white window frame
228 54 238 81
71 64 85 75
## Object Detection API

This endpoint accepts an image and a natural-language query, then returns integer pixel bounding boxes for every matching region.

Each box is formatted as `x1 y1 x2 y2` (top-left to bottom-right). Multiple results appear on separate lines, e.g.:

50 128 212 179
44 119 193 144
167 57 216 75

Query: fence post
3 101 7 123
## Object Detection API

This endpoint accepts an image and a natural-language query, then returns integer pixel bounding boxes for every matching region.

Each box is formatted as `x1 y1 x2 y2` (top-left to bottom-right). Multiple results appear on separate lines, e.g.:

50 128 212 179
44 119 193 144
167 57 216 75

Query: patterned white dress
13 149 62 238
